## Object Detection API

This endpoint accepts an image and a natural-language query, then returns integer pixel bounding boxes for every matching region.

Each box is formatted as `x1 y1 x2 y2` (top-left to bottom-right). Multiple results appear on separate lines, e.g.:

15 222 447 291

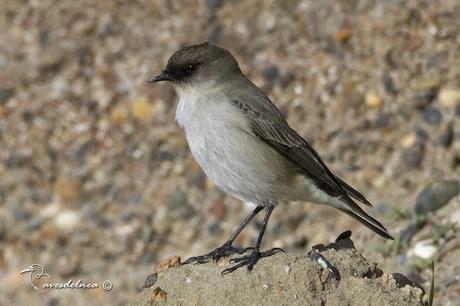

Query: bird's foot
221 247 284 275
182 243 248 265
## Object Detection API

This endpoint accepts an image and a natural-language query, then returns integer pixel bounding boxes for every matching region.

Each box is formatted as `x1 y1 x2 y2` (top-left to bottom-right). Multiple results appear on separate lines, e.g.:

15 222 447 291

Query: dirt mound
128 238 426 306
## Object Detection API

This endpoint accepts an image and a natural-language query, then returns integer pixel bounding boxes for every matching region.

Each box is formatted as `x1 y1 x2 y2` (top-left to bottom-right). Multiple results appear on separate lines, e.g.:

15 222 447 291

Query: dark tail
339 206 394 240
333 174 373 207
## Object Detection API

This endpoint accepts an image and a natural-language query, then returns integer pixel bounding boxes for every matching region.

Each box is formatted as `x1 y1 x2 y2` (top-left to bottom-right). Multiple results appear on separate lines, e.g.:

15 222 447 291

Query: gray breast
176 92 301 204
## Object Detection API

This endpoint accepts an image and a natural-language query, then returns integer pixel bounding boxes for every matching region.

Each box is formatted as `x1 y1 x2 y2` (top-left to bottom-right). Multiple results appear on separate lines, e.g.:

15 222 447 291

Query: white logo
19 264 113 292
19 264 51 292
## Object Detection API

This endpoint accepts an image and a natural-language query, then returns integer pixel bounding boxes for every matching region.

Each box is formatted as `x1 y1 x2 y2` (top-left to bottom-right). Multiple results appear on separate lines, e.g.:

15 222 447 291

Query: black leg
222 202 284 274
183 205 264 265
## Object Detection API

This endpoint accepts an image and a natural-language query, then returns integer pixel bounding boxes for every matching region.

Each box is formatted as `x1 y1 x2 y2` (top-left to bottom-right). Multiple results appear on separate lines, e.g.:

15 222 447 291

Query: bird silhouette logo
20 264 51 292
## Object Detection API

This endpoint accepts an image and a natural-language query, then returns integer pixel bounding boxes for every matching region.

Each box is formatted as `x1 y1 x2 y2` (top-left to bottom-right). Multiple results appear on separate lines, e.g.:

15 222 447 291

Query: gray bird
149 42 393 274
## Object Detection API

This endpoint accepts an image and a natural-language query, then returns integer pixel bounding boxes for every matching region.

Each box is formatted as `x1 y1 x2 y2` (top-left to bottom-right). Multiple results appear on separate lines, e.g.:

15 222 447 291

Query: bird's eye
188 64 194 70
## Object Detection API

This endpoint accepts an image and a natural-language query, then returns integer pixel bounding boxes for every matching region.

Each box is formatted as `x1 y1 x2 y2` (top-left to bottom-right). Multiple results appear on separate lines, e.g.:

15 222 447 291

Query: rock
131 97 153 121
142 273 158 289
262 65 280 83
128 239 425 306
373 112 394 129
211 198 227 220
111 106 127 126
409 239 437 259
401 142 425 168
56 179 81 203
365 91 383 108
401 132 417 148
151 287 168 303
167 190 195 219
391 273 425 294
415 128 429 143
0 85 14 103
399 219 428 244
207 221 221 235
53 210 81 232
206 0 225 13
437 122 454 148
0 104 6 117
153 256 181 273
421 107 442 125
438 88 460 108
47 297 60 306
334 27 352 43
411 90 438 110
383 74 398 96
415 179 460 215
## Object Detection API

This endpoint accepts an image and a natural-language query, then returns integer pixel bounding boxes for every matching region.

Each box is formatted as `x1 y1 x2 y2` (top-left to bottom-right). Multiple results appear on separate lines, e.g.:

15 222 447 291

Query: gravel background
1 0 459 305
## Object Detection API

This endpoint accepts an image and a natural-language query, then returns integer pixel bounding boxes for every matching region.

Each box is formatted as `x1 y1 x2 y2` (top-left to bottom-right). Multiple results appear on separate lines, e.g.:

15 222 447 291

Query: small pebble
391 273 425 294
151 287 167 303
401 133 417 148
167 190 195 219
284 265 291 273
131 97 153 120
437 123 454 148
142 273 158 289
421 107 442 125
262 65 280 83
0 86 14 103
208 221 221 235
415 128 429 142
111 106 127 126
396 254 407 265
438 88 460 108
365 91 383 108
53 210 81 232
383 74 398 96
412 90 437 110
153 256 181 273
401 142 425 168
410 239 437 259
415 179 460 215
334 27 352 43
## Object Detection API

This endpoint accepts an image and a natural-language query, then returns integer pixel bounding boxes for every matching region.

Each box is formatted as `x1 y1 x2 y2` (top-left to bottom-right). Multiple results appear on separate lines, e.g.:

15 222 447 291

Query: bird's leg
183 205 264 265
222 202 284 274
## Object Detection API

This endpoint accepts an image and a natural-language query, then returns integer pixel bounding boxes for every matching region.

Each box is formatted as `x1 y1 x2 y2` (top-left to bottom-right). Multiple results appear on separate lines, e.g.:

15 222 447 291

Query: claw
183 244 247 265
222 247 282 274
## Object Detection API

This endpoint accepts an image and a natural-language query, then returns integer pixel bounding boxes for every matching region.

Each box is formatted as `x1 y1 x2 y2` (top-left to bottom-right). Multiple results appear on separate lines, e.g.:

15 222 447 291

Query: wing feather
228 86 392 239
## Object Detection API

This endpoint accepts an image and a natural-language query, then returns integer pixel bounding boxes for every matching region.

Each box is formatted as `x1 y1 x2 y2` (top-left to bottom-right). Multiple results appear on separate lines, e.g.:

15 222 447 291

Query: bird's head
149 42 241 91
20 264 39 274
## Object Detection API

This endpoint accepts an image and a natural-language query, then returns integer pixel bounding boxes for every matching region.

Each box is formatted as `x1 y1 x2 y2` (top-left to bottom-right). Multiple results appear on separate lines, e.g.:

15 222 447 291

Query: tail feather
339 206 394 240
333 174 373 207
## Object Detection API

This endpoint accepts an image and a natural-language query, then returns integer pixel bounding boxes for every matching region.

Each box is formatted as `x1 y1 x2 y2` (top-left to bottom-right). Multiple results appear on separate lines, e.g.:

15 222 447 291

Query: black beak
148 71 173 83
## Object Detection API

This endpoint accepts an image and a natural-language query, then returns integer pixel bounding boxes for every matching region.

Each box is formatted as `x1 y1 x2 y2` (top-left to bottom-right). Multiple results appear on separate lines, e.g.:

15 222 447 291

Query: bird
148 42 393 274
20 264 50 291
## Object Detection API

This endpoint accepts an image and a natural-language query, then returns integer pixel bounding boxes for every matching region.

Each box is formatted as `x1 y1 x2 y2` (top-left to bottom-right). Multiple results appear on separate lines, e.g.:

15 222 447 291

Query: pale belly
175 89 335 206
183 125 304 204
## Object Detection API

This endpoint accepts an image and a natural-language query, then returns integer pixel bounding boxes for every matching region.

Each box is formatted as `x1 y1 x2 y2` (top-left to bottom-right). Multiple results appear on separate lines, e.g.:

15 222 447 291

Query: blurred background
1 0 459 305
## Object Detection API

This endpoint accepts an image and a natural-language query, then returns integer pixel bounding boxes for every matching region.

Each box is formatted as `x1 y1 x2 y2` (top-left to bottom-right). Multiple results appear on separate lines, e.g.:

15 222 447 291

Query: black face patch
164 61 202 82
